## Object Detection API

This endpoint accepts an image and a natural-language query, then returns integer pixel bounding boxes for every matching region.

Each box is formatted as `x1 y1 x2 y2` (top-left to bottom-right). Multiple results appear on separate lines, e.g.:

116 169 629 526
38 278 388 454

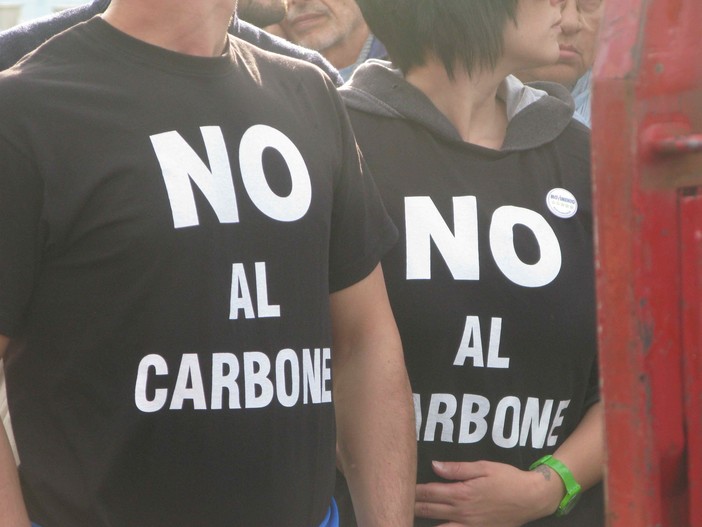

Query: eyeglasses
576 0 603 14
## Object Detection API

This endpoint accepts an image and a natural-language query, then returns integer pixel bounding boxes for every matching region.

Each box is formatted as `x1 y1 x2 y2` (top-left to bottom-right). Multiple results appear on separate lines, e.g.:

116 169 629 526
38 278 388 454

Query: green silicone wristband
529 455 582 516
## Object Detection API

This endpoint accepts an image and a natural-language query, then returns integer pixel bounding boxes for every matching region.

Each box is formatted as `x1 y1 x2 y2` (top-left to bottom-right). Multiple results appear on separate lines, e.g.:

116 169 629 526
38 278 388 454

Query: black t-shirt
346 107 601 527
0 18 396 527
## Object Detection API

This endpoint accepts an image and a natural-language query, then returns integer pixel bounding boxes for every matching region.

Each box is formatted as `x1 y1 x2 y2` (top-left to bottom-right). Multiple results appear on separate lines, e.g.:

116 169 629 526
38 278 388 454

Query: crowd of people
0 0 605 526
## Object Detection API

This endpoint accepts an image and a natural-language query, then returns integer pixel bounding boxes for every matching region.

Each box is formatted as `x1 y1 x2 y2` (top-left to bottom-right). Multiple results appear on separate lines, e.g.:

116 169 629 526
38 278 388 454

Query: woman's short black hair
356 0 520 77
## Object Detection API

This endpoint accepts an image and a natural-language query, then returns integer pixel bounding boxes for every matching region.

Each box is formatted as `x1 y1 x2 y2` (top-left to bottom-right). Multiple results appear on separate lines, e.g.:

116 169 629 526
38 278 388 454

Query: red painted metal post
681 194 702 527
592 0 702 525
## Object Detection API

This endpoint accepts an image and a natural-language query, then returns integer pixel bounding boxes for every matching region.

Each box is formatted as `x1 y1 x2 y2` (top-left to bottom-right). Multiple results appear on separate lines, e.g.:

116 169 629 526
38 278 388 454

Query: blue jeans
32 500 339 527
320 498 340 527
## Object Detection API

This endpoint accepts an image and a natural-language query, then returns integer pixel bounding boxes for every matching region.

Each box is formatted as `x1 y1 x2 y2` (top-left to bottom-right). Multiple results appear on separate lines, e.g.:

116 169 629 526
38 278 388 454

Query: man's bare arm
0 335 29 527
330 265 416 527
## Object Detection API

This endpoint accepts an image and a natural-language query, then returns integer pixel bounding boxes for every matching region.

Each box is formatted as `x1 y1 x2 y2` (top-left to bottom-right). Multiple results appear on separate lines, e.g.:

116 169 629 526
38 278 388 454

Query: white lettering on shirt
489 206 562 288
415 393 571 448
134 348 332 413
405 196 479 280
239 124 312 222
404 196 563 287
150 125 311 229
229 261 281 320
150 126 239 229
453 316 510 369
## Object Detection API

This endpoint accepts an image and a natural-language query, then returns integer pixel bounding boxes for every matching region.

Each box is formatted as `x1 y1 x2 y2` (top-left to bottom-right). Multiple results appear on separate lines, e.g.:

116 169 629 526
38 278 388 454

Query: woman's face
501 0 567 73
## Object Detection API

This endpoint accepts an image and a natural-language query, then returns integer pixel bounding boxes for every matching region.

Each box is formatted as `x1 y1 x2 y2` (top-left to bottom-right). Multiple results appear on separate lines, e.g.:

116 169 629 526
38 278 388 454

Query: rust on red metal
592 0 701 525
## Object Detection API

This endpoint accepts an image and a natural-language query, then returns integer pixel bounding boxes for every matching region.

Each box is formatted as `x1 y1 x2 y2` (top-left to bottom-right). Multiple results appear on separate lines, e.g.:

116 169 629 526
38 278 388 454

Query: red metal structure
592 0 702 525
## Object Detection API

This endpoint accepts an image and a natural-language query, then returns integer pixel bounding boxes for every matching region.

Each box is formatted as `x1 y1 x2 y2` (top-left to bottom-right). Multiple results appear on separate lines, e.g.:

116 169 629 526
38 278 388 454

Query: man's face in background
279 0 369 68
238 0 288 28
518 0 604 89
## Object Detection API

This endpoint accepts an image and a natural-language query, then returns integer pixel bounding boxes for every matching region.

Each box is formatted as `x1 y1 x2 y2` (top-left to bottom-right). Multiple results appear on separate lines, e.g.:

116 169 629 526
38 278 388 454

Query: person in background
262 22 289 39
0 0 342 84
280 0 386 81
0 0 417 525
340 0 605 525
518 0 604 127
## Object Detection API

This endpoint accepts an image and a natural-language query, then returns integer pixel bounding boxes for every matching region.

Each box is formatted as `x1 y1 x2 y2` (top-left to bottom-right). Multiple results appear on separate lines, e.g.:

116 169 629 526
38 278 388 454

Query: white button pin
546 188 578 219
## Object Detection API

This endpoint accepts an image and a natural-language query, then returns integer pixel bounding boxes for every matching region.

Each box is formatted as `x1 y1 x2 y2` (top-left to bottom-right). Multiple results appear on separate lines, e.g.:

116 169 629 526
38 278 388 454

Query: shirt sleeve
582 348 600 410
0 1 104 71
0 137 44 336
326 82 398 293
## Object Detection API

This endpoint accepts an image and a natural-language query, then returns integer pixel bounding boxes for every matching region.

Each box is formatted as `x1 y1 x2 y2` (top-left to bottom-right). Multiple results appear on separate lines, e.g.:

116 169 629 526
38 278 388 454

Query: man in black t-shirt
0 0 343 468
0 1 416 526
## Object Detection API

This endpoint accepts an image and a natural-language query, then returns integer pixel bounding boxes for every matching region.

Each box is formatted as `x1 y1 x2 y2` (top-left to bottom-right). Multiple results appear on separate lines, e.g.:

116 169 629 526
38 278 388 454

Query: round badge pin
546 188 578 219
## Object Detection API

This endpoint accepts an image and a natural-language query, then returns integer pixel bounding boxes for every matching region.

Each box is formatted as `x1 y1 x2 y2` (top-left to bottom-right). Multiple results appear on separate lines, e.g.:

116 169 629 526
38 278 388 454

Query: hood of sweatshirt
340 59 577 152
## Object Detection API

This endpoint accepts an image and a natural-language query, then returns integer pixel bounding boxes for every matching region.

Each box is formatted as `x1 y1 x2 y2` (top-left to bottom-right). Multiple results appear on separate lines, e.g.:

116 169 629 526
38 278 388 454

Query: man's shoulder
229 36 345 115
0 19 96 103
231 18 342 87
0 0 106 71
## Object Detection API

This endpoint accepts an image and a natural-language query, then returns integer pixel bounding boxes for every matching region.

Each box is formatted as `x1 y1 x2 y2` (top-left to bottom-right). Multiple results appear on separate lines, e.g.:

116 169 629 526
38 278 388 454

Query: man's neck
323 24 369 70
102 0 236 57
